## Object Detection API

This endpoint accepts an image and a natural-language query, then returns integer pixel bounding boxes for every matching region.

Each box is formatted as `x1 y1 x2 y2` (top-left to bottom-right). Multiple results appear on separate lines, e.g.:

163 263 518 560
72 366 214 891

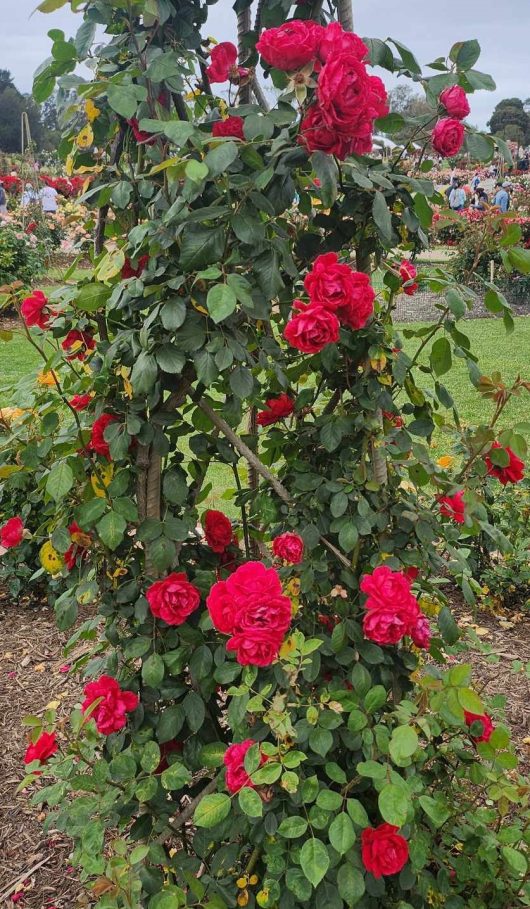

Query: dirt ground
0 589 528 908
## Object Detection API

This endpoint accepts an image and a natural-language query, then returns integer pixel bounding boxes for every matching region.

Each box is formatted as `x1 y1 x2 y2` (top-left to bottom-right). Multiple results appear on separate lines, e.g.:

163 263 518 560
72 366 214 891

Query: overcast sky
6 0 530 128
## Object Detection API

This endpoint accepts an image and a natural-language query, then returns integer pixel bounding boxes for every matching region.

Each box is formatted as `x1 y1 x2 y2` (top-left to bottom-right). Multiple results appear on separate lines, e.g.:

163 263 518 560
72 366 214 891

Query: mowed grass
0 317 528 512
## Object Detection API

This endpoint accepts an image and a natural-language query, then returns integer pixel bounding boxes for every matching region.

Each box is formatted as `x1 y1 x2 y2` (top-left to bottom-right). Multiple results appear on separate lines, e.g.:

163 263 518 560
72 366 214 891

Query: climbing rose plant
0 1 529 908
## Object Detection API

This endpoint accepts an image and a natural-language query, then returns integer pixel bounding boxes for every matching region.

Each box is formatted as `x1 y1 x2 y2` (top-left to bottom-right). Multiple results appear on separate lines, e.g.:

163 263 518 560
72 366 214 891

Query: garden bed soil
0 588 528 907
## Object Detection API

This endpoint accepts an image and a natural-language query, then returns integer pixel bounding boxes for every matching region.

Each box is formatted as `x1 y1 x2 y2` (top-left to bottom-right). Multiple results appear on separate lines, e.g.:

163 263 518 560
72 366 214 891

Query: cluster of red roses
431 85 470 158
438 442 525 525
21 291 96 364
256 20 387 160
360 565 431 649
257 392 294 427
207 561 292 666
284 252 375 354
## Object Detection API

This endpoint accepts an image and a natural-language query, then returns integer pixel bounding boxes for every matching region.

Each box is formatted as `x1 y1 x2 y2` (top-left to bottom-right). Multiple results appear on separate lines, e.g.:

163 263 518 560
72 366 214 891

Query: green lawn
1 317 528 513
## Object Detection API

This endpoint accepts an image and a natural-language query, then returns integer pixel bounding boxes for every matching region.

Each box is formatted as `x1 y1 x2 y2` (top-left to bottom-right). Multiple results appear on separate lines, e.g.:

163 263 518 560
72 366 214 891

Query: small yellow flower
285 577 300 598
91 463 114 498
184 89 203 101
248 875 259 886
40 541 64 574
85 99 101 123
236 877 248 889
237 892 249 908
37 370 58 387
279 636 297 659
437 455 455 469
76 124 94 149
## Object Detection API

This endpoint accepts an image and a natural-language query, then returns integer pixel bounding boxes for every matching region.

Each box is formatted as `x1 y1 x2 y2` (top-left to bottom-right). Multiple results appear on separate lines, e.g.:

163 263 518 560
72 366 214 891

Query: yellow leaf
96 248 126 283
40 541 64 574
76 124 94 149
91 463 113 498
437 455 455 469
85 99 101 122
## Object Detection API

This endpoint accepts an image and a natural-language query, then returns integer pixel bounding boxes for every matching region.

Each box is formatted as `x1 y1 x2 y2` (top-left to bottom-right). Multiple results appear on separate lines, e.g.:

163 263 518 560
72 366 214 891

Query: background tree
387 84 434 145
488 97 530 144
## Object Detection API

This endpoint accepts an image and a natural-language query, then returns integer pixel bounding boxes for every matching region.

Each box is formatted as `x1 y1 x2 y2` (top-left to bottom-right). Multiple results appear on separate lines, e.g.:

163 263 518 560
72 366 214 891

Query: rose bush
0 2 528 909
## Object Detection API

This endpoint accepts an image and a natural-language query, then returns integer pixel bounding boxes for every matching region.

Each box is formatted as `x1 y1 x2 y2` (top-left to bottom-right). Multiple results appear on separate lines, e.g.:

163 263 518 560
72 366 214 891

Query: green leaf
389 726 419 764
199 742 226 768
193 792 231 828
278 816 308 838
205 141 239 177
38 0 69 11
229 365 254 399
449 39 481 70
438 606 460 645
502 846 527 876
300 838 330 888
378 783 410 827
46 461 74 501
96 509 126 549
142 653 165 688
244 114 274 140
131 352 159 394
238 786 263 817
465 132 495 163
373 191 393 242
160 762 191 791
179 225 225 270
149 887 186 909
430 337 452 376
508 247 530 275
185 159 209 183
107 84 143 120
163 121 195 146
390 39 422 74
364 685 387 713
329 813 356 855
311 150 338 208
140 741 161 773
337 864 365 905
418 795 451 828
156 345 185 374
76 498 107 528
207 284 237 323
457 687 484 714
74 283 111 312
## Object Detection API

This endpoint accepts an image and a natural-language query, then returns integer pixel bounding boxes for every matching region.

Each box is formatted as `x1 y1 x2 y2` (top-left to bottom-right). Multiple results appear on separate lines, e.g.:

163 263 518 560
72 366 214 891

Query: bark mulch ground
0 589 528 907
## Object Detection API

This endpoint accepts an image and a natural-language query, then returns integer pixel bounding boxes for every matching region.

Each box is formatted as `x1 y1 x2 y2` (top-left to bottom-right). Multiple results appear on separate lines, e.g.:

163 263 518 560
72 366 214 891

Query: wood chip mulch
0 587 528 907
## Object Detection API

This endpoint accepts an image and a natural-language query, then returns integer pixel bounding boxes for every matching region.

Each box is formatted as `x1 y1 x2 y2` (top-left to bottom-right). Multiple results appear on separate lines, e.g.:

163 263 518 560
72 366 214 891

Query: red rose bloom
439 86 470 120
147 572 201 626
361 566 420 646
485 442 525 485
318 54 388 139
69 393 92 412
464 710 494 743
224 739 266 793
410 614 431 649
24 731 58 765
299 104 353 159
207 42 238 83
0 516 24 549
121 255 149 279
82 675 138 735
403 566 419 582
64 521 91 571
438 491 465 524
316 21 368 65
207 561 292 666
257 393 294 427
304 253 375 329
399 260 418 296
361 824 409 878
272 532 304 564
21 291 54 330
204 509 233 553
212 116 245 140
89 413 118 459
126 118 156 145
431 118 465 158
256 20 323 71
62 329 96 361
284 300 340 354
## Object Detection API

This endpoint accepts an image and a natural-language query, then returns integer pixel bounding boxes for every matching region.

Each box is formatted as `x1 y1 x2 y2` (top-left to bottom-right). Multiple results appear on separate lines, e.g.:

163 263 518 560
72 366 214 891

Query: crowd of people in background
445 168 513 215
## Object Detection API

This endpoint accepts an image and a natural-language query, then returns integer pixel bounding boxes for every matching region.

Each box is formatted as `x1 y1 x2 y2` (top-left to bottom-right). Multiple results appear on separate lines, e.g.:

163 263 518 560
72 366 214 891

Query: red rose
257 393 294 427
155 739 184 775
122 255 149 279
89 413 118 459
212 116 245 140
62 329 96 361
299 103 354 160
256 20 323 71
318 54 388 137
272 532 304 564
438 491 465 524
21 291 55 330
64 521 91 571
204 509 233 553
207 561 292 666
317 21 368 65
224 739 266 793
399 260 418 296
24 731 58 765
431 118 465 158
82 675 138 735
126 118 156 145
383 410 404 428
305 253 375 329
464 710 494 743
207 42 238 83
361 566 419 646
69 393 92 412
439 86 470 120
284 300 340 354
403 566 419 582
361 824 409 878
485 442 525 485
147 572 201 626
410 614 431 649
0 516 24 549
